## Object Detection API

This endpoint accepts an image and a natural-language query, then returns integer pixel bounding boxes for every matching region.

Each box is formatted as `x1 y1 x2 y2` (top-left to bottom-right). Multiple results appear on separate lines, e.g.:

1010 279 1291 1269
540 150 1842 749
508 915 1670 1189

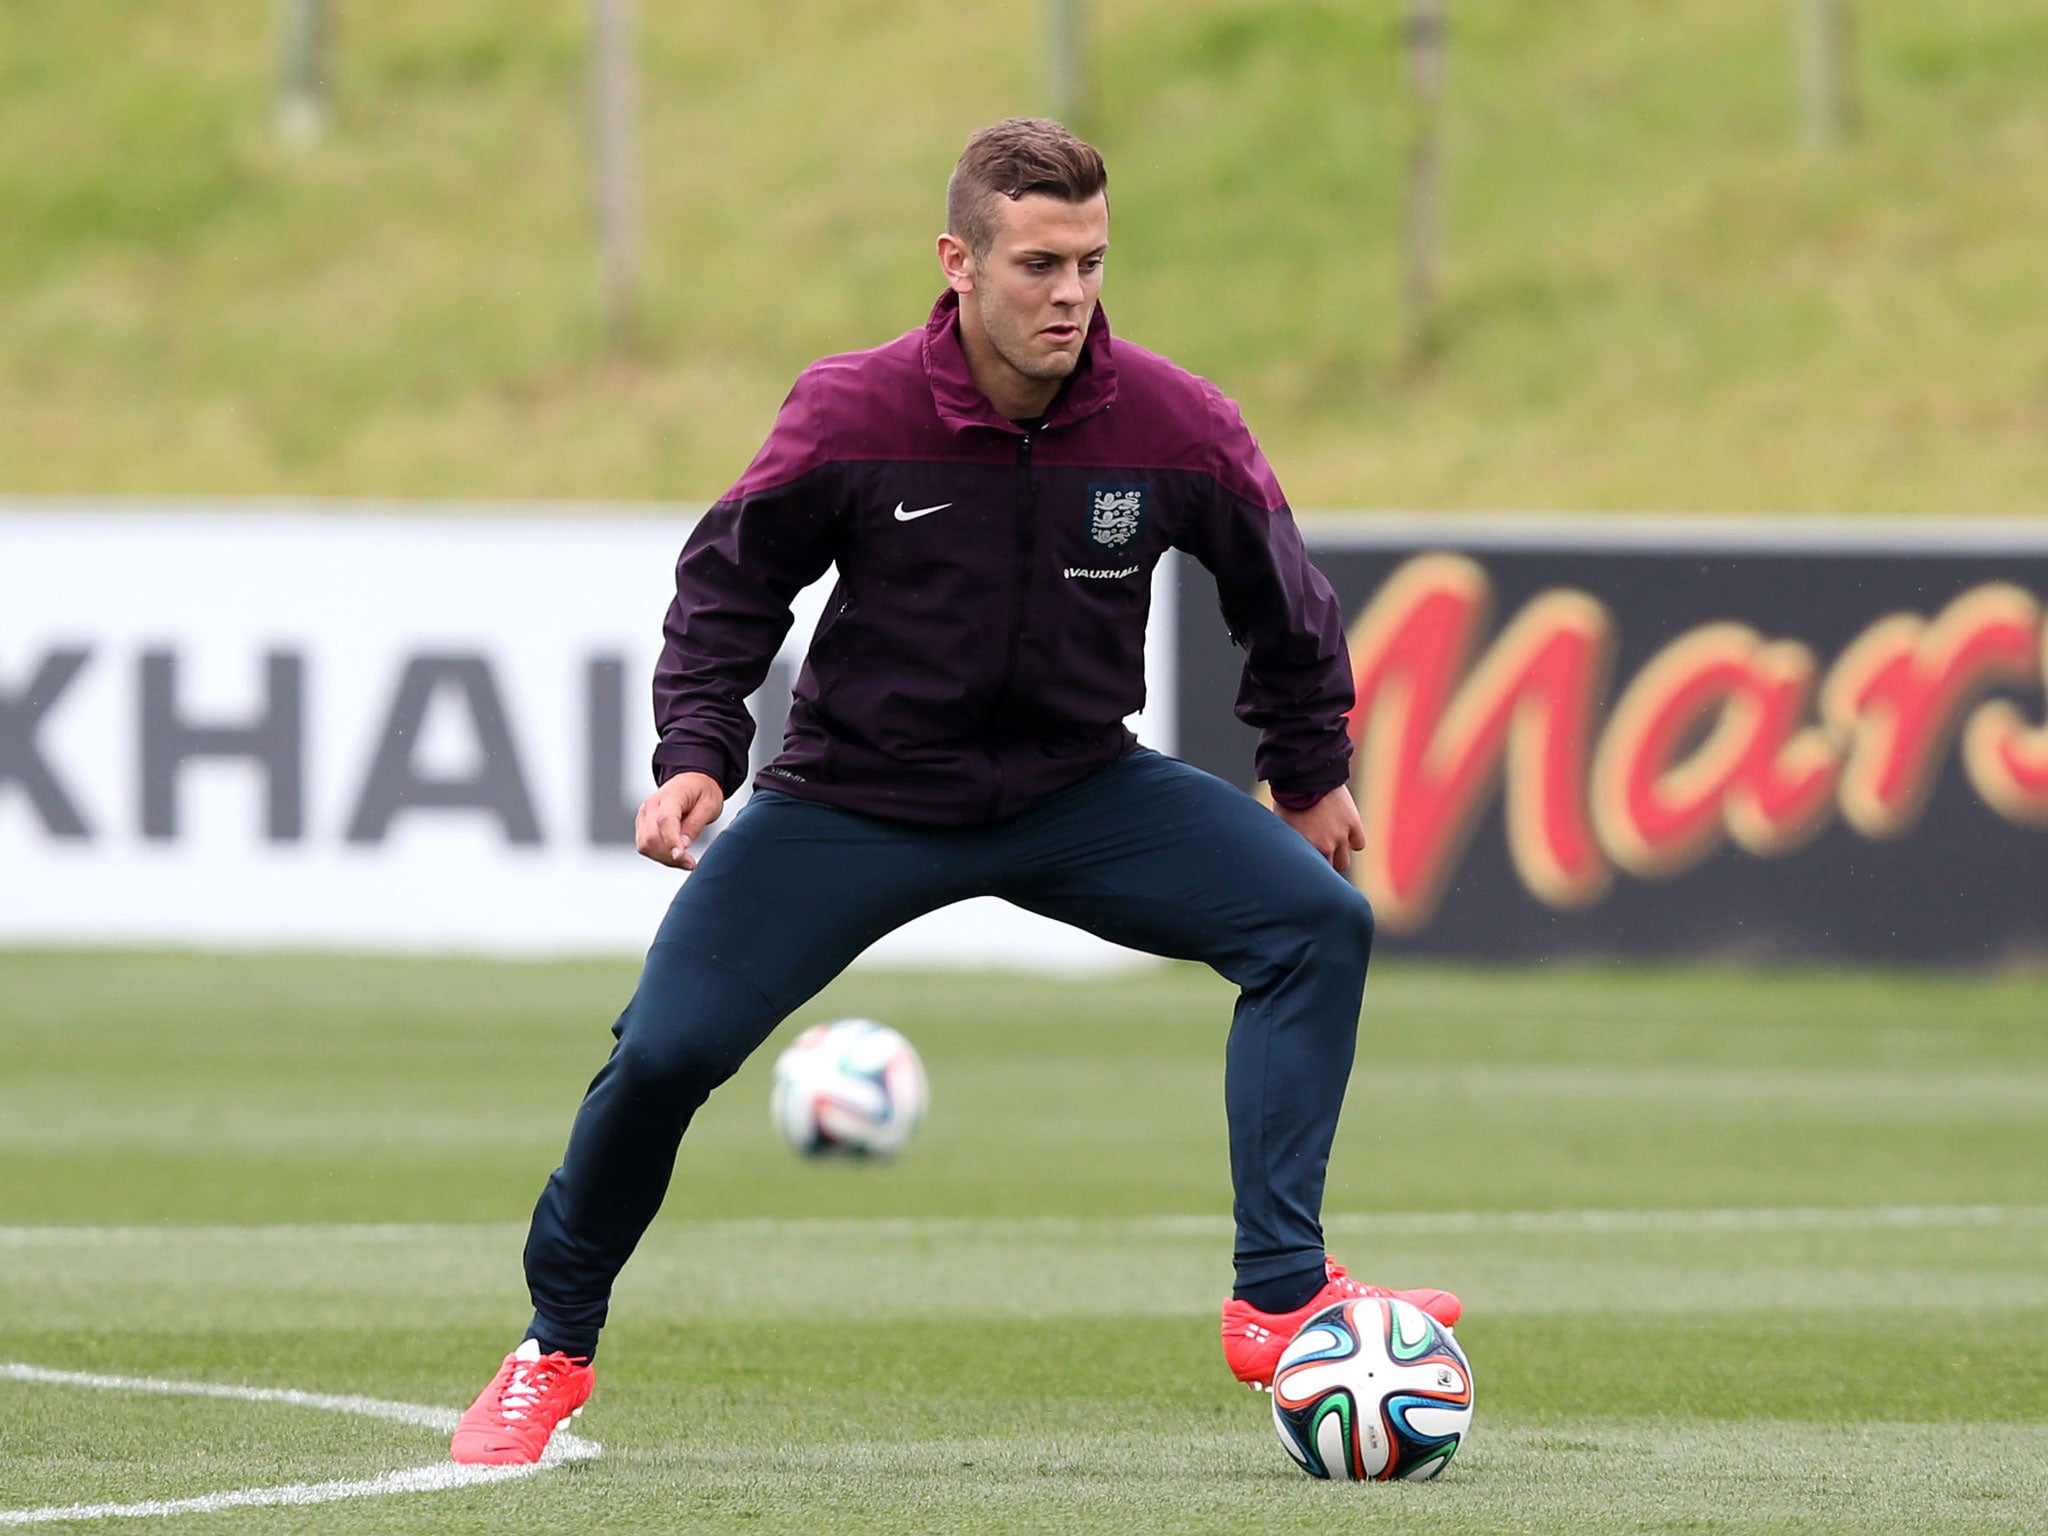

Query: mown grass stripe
4 1203 2044 1246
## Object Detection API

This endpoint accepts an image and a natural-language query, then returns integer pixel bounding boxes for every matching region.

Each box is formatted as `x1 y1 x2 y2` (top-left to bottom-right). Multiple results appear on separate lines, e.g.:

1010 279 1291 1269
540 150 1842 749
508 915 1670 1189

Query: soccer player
451 118 1460 1466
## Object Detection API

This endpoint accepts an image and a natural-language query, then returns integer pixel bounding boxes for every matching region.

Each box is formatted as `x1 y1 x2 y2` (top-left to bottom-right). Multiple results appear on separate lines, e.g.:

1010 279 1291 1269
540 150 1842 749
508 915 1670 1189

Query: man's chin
1024 350 1081 381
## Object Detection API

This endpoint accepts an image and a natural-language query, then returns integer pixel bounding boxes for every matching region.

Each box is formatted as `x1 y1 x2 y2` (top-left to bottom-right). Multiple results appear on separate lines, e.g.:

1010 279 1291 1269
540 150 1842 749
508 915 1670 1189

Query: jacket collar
921 289 1119 436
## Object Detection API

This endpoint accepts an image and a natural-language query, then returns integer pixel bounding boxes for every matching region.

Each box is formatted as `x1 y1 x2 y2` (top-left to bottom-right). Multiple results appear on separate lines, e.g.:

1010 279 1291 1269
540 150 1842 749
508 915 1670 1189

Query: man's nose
1051 263 1086 306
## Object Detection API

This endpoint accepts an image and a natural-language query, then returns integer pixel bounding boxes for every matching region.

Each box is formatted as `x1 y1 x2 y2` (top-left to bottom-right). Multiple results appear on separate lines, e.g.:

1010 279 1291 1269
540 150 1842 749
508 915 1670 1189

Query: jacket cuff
651 742 738 794
1265 752 1352 810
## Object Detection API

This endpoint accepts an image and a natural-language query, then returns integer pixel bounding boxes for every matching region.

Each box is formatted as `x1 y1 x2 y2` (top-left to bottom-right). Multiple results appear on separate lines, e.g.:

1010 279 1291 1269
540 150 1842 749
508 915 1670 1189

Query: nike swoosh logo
893 502 953 522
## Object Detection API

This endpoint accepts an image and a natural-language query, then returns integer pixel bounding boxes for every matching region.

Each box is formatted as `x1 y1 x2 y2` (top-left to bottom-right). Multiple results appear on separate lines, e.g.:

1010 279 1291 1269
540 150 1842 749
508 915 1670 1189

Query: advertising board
1176 516 2048 964
0 505 1174 968
13 506 2045 966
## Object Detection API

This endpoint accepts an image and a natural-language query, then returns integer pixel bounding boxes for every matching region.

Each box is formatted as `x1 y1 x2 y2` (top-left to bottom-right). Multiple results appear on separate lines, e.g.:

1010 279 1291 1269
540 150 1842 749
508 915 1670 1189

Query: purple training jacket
651 290 1356 826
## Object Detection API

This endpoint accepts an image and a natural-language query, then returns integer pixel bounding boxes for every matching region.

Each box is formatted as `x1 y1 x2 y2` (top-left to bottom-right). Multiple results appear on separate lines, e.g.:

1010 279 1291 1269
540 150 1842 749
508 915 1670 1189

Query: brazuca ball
1270 1295 1474 1481
768 1017 927 1159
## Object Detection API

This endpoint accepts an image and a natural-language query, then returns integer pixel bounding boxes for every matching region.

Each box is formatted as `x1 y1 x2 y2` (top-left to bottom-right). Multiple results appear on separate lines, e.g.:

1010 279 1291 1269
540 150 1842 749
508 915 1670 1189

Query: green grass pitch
3 951 2045 1533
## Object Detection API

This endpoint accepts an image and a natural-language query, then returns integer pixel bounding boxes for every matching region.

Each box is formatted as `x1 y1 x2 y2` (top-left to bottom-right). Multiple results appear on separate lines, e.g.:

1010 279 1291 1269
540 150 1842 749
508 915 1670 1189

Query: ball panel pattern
1270 1296 1473 1482
768 1018 927 1159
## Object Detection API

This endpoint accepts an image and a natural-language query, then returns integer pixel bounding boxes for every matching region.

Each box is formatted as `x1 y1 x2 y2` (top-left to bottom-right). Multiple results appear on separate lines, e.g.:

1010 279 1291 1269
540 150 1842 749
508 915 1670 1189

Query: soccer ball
768 1017 927 1159
1270 1295 1474 1481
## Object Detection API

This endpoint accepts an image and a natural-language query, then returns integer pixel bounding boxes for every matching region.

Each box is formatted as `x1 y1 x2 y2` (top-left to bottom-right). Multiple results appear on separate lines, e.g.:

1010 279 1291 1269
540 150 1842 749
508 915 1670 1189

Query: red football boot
1221 1260 1462 1390
450 1339 594 1465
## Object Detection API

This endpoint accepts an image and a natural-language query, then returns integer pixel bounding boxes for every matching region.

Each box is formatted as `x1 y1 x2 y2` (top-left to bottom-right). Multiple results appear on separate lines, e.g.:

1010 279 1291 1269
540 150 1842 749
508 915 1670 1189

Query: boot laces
1324 1261 1389 1299
496 1354 565 1423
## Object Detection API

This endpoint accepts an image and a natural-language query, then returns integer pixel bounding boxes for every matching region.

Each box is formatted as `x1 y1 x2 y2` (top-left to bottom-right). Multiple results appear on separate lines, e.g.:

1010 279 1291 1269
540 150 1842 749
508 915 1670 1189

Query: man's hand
635 771 726 870
1274 784 1367 873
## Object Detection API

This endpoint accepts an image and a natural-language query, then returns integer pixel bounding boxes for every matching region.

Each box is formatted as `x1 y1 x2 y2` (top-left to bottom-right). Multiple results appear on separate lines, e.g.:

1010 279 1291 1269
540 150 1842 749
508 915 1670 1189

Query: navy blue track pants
523 748 1374 1355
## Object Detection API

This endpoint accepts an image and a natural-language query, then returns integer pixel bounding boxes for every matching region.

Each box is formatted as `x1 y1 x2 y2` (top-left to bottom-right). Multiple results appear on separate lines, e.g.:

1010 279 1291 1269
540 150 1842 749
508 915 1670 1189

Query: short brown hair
946 118 1108 259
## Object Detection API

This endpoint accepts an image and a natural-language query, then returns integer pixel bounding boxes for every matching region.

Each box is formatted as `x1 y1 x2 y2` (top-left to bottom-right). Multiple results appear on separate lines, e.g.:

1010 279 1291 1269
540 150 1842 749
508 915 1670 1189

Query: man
451 118 1460 1466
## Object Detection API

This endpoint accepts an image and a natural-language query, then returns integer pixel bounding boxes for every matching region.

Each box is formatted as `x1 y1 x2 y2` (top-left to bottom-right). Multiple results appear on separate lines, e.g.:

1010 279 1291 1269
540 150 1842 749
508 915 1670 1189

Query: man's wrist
1271 786 1328 814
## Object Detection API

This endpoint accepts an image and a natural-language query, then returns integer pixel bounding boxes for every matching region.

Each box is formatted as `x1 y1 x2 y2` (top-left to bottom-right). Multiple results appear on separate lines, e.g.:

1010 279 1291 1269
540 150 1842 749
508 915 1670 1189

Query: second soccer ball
768 1017 927 1159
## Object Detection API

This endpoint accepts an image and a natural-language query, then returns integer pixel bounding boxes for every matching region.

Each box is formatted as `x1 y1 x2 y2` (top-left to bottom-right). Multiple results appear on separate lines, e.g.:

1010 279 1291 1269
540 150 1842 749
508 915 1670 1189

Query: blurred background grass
1 0 2043 512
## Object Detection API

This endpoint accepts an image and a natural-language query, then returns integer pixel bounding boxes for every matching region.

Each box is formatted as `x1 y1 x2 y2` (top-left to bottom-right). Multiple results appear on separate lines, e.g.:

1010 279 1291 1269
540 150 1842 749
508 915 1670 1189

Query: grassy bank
1 1 2044 513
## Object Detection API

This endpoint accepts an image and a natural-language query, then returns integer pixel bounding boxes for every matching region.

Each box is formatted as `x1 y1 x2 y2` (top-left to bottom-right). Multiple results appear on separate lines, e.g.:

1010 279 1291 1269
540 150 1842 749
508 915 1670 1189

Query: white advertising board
0 504 1177 968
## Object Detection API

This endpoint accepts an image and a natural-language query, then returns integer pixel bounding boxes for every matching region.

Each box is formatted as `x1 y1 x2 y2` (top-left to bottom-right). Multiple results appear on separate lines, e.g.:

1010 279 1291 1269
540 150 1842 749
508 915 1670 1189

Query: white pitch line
2 1203 2046 1247
0 1363 599 1527
0 1224 487 1248
1323 1202 2048 1238
702 1202 2048 1241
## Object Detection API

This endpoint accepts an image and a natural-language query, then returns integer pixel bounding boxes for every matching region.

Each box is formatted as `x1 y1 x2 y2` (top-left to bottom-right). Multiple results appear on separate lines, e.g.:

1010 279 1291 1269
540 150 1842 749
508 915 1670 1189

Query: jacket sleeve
650 375 844 793
1177 389 1355 800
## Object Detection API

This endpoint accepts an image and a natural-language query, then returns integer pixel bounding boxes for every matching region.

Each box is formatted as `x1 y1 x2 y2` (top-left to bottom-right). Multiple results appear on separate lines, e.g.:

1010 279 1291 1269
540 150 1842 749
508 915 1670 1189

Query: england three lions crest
1087 483 1147 550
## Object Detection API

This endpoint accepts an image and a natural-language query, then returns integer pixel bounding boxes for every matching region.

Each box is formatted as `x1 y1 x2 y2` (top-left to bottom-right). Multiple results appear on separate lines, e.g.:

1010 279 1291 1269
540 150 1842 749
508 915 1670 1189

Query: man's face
941 191 1109 417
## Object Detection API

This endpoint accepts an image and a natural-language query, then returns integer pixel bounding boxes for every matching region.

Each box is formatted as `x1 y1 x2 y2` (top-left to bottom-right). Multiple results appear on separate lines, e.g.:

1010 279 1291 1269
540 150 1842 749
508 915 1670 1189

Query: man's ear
937 232 976 295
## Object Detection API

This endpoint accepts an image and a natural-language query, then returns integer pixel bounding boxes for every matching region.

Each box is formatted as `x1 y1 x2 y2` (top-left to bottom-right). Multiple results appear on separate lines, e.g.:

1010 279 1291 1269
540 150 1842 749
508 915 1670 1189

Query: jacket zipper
986 428 1035 820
